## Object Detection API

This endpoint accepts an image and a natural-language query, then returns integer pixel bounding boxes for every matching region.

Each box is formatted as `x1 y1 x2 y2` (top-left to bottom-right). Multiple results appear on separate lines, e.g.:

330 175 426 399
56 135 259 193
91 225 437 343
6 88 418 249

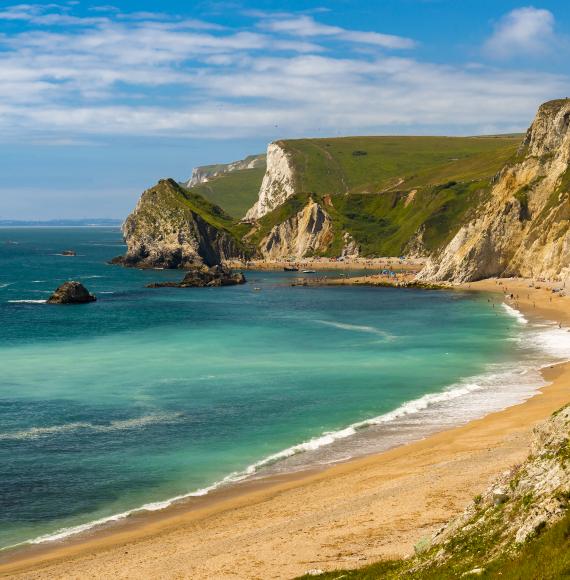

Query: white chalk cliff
245 142 297 220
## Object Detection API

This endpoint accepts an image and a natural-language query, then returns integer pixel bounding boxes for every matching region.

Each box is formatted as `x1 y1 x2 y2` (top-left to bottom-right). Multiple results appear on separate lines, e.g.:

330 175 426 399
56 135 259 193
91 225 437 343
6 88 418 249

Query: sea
0 227 568 551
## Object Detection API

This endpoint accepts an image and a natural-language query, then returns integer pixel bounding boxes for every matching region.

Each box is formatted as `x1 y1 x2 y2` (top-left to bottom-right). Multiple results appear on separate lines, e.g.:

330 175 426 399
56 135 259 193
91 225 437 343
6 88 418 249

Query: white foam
0 413 184 441
7 299 47 304
502 303 528 324
8 363 542 550
528 327 570 361
0 283 13 288
315 320 392 338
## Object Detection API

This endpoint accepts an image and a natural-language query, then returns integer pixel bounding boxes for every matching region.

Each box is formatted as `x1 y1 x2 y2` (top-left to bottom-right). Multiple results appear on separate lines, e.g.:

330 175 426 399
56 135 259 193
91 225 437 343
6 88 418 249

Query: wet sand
1 278 569 580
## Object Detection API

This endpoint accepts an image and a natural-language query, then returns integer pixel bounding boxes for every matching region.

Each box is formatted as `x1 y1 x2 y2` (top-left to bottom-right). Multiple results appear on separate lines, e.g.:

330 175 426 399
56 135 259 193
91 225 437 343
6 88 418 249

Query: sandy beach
1 278 569 580
228 256 425 274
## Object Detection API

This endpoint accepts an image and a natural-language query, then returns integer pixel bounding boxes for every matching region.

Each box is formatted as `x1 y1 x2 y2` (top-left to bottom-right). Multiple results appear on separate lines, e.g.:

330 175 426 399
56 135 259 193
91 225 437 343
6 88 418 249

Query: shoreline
1 278 569 579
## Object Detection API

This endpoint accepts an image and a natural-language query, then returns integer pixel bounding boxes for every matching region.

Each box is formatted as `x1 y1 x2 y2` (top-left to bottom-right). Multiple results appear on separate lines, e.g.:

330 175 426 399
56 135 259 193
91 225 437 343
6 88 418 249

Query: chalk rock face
47 281 96 304
340 232 360 258
114 179 243 269
147 265 246 288
260 200 333 259
419 99 570 283
184 155 265 188
245 142 297 220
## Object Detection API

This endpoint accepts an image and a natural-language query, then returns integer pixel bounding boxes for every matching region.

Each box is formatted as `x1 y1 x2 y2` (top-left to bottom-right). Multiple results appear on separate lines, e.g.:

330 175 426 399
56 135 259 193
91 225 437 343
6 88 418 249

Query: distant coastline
0 219 122 227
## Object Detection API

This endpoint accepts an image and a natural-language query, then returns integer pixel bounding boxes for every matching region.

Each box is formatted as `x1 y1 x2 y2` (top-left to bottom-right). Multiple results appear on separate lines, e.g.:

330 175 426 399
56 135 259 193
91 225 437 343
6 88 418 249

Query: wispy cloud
259 14 416 49
484 7 558 59
0 3 567 143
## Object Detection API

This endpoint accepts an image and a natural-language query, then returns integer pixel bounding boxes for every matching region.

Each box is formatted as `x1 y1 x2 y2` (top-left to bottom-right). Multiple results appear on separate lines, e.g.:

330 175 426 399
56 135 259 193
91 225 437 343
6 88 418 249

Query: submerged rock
147 265 246 288
47 281 97 304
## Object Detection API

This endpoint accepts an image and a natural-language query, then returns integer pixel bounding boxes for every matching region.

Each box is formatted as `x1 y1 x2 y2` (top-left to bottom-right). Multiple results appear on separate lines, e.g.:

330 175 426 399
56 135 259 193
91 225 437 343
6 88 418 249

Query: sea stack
47 281 97 304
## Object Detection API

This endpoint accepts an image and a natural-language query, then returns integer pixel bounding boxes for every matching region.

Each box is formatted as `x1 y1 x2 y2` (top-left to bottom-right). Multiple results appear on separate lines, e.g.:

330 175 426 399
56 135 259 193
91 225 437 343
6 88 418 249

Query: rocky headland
112 178 246 270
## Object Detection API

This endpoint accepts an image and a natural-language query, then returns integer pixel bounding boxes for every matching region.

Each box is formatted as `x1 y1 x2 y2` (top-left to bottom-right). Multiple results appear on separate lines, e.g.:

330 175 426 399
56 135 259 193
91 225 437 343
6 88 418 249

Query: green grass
250 180 490 257
137 179 251 246
190 164 266 219
278 135 522 195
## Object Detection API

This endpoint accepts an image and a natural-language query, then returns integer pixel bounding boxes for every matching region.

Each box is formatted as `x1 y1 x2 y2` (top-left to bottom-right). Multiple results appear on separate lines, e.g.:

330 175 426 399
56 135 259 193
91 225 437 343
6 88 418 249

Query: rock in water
47 281 97 304
147 266 246 288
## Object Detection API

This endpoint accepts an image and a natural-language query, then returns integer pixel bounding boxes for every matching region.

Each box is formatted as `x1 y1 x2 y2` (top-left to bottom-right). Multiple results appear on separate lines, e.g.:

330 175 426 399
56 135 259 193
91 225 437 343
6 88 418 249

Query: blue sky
1 1 569 219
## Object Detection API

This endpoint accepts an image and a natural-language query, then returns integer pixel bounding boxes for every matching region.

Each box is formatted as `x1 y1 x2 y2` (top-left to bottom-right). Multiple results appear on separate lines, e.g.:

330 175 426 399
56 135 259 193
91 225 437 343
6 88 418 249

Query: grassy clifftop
277 135 521 195
189 164 266 219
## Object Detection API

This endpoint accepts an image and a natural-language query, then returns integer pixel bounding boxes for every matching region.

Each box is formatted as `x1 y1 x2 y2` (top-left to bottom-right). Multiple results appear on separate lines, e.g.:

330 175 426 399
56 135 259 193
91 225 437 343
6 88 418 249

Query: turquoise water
0 227 566 550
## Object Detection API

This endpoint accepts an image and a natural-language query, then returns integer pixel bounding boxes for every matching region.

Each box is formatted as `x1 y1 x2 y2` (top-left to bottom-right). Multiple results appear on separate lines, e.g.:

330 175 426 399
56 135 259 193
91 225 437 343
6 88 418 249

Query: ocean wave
0 282 13 288
528 326 570 361
0 412 184 441
315 320 393 339
81 275 104 279
11 361 544 549
7 299 47 304
502 303 528 324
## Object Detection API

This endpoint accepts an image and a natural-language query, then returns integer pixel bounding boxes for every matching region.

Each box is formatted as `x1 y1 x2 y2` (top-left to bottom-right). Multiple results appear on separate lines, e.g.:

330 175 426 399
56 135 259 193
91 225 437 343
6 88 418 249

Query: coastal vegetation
275 135 521 195
298 404 570 580
189 164 266 219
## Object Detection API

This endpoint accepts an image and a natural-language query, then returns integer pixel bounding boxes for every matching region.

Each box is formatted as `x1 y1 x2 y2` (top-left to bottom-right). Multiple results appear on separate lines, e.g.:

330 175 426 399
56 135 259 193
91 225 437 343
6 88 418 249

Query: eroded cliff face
115 179 243 269
427 404 570 569
185 155 265 188
419 99 570 283
260 200 333 259
245 142 296 220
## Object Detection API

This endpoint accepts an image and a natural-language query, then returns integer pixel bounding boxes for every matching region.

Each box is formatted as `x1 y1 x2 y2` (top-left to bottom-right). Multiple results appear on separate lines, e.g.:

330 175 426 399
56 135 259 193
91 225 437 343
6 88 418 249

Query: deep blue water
0 227 560 550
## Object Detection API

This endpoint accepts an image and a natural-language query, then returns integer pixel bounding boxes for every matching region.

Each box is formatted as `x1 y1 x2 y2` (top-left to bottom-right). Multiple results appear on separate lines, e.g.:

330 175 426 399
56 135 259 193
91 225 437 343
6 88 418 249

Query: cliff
259 200 333 259
114 179 245 269
244 135 520 258
184 154 265 188
245 143 297 220
420 99 570 283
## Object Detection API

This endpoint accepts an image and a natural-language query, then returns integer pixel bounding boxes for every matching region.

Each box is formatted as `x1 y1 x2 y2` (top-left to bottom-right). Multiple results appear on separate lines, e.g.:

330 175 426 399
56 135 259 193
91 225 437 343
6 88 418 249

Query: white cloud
261 15 416 49
484 7 557 59
0 3 567 143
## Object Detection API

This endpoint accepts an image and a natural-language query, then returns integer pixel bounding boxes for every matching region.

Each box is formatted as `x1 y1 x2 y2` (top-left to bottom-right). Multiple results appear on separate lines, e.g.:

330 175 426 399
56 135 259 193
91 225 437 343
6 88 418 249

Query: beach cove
0 234 569 579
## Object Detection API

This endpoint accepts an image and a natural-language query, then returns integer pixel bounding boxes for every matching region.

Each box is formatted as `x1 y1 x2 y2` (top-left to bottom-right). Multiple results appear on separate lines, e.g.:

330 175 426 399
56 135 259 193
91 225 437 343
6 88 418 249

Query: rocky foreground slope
420 99 570 283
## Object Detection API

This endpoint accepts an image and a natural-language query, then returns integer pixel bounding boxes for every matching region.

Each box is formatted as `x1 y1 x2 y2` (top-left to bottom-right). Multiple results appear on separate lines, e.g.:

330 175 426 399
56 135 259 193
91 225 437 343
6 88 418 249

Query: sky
1 1 570 219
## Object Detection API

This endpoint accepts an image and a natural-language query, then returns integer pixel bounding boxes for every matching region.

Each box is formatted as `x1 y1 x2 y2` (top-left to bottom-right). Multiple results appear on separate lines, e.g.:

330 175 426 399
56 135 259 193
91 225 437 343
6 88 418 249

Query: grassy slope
148 179 251 241
280 135 521 194
189 164 266 219
250 135 521 257
296 509 570 580
251 181 491 257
